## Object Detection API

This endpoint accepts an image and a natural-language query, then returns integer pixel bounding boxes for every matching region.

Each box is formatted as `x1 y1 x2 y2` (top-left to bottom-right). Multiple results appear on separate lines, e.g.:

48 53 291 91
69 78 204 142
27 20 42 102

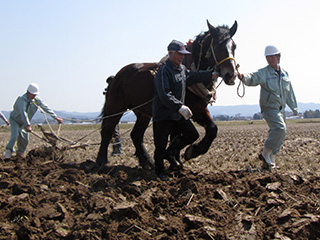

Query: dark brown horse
97 20 238 168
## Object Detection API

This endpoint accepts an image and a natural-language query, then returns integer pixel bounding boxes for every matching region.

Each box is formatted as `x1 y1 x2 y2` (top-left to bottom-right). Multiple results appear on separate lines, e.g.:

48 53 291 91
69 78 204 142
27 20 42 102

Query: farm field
0 120 319 239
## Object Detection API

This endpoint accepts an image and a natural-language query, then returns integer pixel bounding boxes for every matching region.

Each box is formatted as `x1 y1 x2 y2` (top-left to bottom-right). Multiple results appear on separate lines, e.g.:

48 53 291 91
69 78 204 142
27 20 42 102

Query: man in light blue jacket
4 83 63 159
238 45 298 169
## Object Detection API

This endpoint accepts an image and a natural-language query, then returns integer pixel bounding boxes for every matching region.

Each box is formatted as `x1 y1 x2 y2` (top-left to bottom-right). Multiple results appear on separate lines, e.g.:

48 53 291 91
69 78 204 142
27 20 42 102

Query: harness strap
196 38 206 71
187 83 215 104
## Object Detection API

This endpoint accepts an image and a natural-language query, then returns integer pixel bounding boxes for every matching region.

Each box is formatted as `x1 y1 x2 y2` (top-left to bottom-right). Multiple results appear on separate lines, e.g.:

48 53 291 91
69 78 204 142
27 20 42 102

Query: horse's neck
189 35 213 71
183 46 195 71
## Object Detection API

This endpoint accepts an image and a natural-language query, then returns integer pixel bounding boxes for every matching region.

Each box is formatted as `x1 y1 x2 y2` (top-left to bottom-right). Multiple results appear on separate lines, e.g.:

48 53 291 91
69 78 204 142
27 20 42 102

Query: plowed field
0 120 319 239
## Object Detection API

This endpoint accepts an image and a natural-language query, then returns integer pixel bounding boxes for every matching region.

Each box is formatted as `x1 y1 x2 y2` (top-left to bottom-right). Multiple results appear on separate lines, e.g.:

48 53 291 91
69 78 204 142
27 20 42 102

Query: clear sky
1 0 319 112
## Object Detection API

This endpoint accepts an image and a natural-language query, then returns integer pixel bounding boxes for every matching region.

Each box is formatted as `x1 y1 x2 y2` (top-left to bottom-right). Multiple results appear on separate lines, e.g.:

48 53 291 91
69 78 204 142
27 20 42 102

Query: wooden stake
187 193 195 206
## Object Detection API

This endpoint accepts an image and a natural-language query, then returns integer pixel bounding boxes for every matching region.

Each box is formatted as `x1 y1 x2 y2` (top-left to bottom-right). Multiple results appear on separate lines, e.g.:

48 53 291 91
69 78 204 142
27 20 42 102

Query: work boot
166 136 187 170
111 143 122 156
4 149 12 159
16 151 25 158
165 150 183 171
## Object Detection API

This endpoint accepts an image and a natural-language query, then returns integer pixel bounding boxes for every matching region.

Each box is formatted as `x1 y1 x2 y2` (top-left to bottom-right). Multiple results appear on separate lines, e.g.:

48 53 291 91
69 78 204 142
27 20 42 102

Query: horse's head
207 20 238 85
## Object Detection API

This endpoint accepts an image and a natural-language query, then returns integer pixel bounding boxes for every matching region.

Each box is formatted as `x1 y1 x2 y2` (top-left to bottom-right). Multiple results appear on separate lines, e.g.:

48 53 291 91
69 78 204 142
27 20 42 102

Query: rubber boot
270 154 279 169
165 149 181 171
111 142 122 156
155 156 168 181
166 137 186 171
259 146 272 169
4 149 12 160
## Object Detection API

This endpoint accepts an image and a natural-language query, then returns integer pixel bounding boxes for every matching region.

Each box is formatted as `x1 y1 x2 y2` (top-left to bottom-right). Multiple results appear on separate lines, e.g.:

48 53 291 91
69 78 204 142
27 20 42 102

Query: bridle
209 38 239 72
208 37 245 98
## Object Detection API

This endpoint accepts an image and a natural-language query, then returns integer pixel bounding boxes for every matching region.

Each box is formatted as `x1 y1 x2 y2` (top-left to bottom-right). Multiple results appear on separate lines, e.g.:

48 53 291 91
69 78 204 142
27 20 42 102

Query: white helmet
264 45 280 56
27 83 40 95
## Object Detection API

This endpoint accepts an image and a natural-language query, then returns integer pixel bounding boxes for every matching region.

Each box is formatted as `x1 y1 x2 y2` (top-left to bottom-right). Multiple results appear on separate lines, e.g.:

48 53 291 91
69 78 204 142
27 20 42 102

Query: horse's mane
190 24 236 70
193 24 232 45
192 31 209 53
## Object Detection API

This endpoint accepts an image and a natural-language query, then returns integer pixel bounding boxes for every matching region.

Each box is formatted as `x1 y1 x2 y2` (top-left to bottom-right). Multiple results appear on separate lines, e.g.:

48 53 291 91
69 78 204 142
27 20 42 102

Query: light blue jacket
10 93 57 127
242 65 298 114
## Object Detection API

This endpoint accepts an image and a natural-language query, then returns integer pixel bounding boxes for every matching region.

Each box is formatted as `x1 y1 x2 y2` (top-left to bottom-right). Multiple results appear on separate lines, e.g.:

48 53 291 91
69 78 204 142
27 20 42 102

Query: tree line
212 109 320 121
303 109 320 119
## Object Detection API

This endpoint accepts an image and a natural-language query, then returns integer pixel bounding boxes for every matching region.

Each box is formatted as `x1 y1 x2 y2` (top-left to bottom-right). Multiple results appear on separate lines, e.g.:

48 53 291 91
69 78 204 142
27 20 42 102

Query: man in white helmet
238 45 298 169
4 83 63 159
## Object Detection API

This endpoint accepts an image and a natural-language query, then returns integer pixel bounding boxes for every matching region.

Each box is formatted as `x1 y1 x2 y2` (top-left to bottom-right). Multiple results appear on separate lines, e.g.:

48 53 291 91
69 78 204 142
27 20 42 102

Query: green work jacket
10 93 57 127
242 65 298 114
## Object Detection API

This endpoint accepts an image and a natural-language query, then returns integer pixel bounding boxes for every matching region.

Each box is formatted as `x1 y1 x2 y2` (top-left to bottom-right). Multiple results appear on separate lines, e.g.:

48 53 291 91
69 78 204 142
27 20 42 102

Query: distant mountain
0 110 101 125
208 104 260 117
55 110 101 123
298 102 320 112
1 102 319 125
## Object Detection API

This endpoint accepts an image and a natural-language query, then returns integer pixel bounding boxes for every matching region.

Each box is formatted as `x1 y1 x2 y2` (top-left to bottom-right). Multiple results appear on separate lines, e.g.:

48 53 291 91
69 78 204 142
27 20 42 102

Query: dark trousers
153 118 199 175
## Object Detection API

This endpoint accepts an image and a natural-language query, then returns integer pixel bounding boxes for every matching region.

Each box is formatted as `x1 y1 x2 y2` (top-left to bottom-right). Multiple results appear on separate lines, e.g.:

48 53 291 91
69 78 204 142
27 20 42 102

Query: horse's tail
100 75 115 119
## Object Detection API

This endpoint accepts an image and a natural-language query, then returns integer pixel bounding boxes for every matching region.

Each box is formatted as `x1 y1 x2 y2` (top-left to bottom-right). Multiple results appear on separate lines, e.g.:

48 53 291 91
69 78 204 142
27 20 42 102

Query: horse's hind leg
131 111 154 169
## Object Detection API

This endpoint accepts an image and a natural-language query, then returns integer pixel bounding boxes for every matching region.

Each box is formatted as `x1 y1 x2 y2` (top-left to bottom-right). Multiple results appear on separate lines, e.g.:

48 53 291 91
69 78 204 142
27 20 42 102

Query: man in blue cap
152 40 216 181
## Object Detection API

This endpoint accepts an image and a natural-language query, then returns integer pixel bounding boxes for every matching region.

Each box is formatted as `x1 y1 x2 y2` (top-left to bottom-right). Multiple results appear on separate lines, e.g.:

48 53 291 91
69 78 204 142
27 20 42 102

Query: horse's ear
207 19 215 31
207 20 217 37
229 21 238 37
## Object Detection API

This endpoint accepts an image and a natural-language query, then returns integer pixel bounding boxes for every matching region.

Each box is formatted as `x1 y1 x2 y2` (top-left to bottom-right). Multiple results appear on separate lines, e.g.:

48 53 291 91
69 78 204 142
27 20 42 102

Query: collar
166 59 183 71
267 65 281 73
23 93 35 102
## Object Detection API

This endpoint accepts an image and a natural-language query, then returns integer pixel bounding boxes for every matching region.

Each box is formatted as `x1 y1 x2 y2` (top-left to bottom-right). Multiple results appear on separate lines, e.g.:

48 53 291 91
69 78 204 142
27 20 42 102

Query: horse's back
105 62 158 114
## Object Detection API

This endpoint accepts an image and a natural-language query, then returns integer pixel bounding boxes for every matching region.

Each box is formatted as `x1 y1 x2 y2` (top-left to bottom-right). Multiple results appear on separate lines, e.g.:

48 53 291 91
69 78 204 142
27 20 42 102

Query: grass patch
2 118 318 133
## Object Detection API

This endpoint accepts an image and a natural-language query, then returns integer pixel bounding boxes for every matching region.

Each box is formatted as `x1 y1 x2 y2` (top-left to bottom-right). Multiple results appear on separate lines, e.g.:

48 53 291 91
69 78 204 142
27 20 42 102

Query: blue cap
167 40 191 54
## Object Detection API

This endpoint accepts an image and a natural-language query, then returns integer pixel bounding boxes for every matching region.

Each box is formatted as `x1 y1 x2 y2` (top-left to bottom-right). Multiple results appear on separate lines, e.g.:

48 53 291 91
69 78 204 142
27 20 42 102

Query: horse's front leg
184 107 218 160
96 117 121 166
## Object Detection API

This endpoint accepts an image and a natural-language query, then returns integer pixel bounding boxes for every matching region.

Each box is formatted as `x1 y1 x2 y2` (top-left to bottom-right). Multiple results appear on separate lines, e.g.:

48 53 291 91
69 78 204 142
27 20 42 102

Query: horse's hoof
142 164 154 170
140 159 155 170
80 160 98 173
96 158 108 167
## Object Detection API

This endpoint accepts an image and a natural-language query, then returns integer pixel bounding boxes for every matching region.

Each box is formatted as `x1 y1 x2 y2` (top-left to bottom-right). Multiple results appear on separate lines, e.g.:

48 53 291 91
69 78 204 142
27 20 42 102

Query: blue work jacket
152 59 212 122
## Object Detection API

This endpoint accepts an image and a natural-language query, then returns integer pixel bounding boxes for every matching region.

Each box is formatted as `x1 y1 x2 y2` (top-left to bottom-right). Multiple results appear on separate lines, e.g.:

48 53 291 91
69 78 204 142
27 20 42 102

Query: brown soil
0 122 319 239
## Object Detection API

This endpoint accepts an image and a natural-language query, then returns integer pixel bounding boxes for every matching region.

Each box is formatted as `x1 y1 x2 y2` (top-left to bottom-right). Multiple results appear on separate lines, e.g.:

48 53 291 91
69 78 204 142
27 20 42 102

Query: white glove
179 105 193 120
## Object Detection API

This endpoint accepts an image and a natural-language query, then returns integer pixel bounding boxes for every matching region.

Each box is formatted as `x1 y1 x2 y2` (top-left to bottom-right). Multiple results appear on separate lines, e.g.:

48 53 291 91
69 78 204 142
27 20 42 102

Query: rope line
100 99 153 121
30 99 154 148
32 99 153 123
